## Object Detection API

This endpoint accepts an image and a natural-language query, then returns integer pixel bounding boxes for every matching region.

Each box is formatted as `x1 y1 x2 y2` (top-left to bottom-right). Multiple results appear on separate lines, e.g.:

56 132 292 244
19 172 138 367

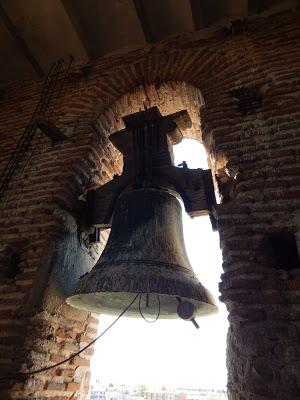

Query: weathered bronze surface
67 188 217 317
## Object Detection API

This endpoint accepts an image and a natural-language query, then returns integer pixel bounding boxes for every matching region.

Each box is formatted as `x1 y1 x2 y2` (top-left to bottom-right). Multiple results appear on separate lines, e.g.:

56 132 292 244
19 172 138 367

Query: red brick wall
0 10 299 400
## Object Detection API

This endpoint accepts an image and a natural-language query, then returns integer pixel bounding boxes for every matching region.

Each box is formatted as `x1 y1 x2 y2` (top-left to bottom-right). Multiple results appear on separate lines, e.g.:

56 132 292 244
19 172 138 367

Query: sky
90 139 228 390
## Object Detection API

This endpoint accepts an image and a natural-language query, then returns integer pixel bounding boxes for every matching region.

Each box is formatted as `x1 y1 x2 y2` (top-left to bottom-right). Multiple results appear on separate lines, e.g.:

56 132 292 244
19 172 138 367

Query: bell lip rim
66 291 219 318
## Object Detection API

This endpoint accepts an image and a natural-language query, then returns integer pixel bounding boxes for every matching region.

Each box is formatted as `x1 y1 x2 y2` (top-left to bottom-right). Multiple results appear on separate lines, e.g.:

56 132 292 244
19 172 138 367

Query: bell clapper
176 297 199 329
191 318 200 329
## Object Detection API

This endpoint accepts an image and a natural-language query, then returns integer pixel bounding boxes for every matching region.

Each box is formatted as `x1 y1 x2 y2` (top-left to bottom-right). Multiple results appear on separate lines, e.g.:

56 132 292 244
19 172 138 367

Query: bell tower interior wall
0 10 299 400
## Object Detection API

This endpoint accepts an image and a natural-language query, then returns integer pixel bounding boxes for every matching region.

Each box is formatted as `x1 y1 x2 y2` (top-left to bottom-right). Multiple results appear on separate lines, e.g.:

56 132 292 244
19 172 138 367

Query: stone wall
0 10 299 400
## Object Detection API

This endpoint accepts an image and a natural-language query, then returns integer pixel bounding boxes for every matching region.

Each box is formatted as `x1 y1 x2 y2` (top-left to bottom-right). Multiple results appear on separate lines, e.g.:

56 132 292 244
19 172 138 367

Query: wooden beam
225 0 248 20
60 0 93 59
189 0 204 31
248 0 270 15
0 3 44 77
133 0 155 43
197 0 227 27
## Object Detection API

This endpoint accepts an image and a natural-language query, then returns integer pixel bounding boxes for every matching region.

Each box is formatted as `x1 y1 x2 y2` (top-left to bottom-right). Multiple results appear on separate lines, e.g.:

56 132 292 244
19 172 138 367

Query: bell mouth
66 292 218 319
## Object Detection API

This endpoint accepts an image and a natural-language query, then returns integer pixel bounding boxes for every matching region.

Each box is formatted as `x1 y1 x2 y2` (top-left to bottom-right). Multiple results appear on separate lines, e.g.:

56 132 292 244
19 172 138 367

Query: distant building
90 384 132 400
91 390 106 400
144 391 186 400
89 384 227 400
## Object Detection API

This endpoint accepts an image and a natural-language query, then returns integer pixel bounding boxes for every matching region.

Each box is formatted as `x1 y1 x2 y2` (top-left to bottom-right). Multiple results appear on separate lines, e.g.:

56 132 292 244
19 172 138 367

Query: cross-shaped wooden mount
86 107 217 230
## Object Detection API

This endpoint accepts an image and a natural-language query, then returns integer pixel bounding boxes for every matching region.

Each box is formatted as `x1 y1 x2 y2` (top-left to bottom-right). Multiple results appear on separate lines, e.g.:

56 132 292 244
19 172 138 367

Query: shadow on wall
43 208 105 314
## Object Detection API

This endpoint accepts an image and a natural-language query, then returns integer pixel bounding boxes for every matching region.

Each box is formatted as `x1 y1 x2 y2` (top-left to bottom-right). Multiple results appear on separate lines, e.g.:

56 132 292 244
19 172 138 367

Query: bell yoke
66 107 218 320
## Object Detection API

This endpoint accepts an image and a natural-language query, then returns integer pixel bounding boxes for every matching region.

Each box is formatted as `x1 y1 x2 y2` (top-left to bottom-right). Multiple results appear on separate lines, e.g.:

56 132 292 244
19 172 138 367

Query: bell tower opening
88 138 228 398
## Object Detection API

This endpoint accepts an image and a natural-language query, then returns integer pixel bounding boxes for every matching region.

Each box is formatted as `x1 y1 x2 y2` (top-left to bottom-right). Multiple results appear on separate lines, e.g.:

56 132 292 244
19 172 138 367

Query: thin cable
43 60 64 117
0 58 70 204
1 294 139 381
48 56 74 118
138 293 160 323
0 60 63 202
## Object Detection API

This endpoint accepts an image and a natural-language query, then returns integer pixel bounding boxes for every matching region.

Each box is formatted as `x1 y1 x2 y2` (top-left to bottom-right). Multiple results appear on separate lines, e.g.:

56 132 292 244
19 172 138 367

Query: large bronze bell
66 187 217 318
67 107 218 321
